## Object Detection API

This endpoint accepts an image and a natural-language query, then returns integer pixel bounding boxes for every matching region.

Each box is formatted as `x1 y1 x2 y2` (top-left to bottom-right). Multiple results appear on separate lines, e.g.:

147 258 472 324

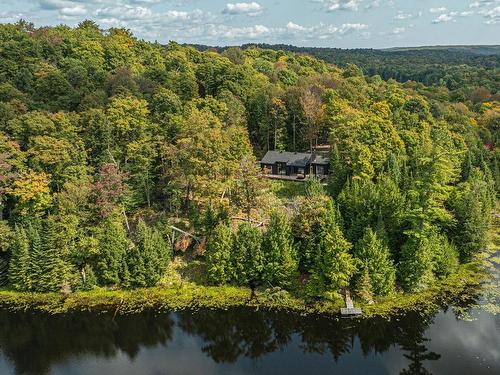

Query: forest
194 43 500 101
0 20 497 303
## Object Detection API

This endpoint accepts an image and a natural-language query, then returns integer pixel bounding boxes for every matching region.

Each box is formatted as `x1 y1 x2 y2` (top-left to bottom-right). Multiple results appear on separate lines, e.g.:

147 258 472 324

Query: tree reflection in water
0 307 445 375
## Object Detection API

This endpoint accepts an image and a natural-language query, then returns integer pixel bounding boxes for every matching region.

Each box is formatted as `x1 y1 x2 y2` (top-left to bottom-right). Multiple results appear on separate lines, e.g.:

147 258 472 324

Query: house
260 150 330 180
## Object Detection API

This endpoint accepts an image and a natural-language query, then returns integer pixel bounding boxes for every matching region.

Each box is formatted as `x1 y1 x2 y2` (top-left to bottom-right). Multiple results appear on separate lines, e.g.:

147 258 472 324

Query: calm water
0 301 498 375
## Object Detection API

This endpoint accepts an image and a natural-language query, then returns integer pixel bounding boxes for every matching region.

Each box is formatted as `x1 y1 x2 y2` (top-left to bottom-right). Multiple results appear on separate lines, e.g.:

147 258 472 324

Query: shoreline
0 263 486 319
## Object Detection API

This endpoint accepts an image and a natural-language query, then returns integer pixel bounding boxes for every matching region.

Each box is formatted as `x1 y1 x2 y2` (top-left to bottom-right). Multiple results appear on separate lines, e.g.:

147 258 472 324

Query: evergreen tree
232 223 263 287
354 227 396 296
431 233 459 279
79 264 97 291
299 201 336 273
151 225 170 271
261 210 297 287
356 267 374 303
308 223 356 298
8 226 30 291
449 168 493 261
398 233 435 292
134 219 160 287
126 244 147 288
26 224 42 290
96 215 128 286
0 254 8 286
205 223 233 285
32 219 68 292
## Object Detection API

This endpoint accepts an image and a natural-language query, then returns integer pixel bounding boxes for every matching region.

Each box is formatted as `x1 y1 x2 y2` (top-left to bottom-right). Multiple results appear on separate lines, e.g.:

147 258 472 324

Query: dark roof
260 151 312 167
312 154 329 165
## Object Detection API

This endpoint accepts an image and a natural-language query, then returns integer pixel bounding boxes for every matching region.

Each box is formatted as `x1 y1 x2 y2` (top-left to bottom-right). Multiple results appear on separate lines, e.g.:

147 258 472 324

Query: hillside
0 21 497 303
189 43 500 95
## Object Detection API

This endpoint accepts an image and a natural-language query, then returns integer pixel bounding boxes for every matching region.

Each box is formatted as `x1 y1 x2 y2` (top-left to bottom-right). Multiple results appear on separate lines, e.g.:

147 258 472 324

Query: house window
278 163 287 175
297 167 305 175
316 165 325 176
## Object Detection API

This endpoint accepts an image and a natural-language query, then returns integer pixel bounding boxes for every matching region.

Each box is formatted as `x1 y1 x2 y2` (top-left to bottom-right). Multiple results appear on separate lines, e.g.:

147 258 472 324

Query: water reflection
0 305 498 375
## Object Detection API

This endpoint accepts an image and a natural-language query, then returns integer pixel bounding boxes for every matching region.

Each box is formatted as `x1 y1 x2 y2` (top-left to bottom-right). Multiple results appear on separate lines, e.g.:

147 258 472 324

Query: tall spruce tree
96 215 128 286
133 220 159 287
32 219 68 292
431 233 459 279
354 227 396 296
308 222 356 298
232 223 263 287
449 168 493 262
398 233 435 292
27 224 42 290
0 254 8 287
206 223 234 285
261 210 297 287
8 226 30 291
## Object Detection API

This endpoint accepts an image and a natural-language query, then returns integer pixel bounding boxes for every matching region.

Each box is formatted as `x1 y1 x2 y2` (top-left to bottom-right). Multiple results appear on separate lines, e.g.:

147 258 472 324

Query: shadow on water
0 295 497 375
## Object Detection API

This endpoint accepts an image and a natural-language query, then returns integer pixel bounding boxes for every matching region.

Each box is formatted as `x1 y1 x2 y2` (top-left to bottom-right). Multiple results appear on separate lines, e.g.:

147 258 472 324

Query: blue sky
0 1 499 48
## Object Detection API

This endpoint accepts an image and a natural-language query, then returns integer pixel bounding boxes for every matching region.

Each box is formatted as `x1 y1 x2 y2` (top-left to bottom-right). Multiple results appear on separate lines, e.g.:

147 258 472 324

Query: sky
0 0 499 48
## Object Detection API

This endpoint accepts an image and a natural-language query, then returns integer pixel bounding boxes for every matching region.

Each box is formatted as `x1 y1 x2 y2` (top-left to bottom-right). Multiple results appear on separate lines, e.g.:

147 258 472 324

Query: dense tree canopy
0 21 496 299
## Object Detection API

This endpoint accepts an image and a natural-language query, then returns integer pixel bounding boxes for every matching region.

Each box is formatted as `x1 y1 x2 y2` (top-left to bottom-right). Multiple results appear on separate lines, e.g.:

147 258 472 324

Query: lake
0 299 498 375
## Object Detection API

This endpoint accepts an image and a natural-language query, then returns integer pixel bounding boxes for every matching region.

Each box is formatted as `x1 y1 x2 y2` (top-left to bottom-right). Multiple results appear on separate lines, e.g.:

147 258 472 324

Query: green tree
95 215 128 286
232 223 264 287
354 227 395 296
31 219 68 292
261 210 297 287
8 226 30 291
398 233 435 292
205 223 234 285
356 267 374 303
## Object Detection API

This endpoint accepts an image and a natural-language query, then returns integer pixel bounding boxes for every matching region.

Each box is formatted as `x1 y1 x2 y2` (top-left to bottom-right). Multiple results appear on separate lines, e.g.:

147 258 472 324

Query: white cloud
95 5 152 21
460 11 474 16
392 27 405 34
212 24 271 39
60 5 86 16
429 7 447 13
318 0 364 12
286 21 308 31
432 12 458 23
223 2 263 16
394 11 413 20
481 5 500 23
470 0 496 8
338 23 368 33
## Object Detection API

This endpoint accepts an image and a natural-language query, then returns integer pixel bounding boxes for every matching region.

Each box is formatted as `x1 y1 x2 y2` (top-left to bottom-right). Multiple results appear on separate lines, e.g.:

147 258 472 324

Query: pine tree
133 219 160 287
431 233 459 279
126 244 147 288
232 223 263 286
308 223 356 297
356 267 374 303
126 220 169 288
354 227 396 296
398 233 435 292
8 226 30 291
96 215 128 286
449 168 493 262
0 254 8 286
205 223 233 285
32 219 68 292
79 264 97 291
261 210 297 287
26 224 42 290
151 225 170 272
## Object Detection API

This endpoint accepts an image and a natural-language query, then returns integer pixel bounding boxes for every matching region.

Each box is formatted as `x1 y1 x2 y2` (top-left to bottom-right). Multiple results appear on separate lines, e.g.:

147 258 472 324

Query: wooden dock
340 290 362 316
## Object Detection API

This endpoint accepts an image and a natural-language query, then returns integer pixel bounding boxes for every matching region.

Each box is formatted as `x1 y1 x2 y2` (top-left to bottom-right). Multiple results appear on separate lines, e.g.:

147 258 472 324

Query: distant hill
188 43 500 93
382 45 500 56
